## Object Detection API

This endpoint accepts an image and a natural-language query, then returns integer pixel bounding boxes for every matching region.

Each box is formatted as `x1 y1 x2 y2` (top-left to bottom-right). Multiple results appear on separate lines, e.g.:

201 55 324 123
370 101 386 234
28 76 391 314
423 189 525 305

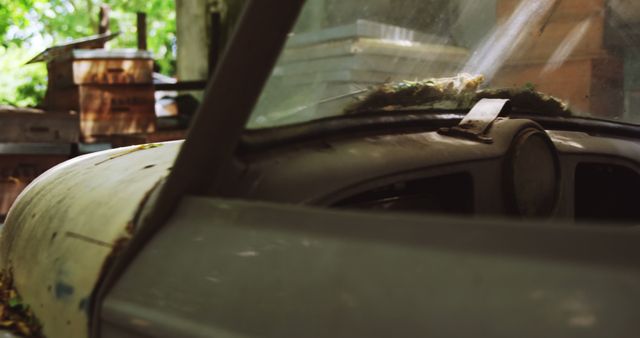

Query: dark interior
575 163 640 225
333 172 474 215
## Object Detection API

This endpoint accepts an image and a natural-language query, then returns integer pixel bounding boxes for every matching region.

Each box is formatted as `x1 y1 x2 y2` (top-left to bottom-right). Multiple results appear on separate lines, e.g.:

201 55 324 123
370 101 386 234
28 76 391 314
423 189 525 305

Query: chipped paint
54 282 74 300
0 141 182 338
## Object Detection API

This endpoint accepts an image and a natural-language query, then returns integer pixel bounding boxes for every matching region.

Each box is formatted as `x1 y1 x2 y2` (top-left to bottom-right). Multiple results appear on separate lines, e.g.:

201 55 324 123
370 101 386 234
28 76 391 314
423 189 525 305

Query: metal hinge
438 98 511 144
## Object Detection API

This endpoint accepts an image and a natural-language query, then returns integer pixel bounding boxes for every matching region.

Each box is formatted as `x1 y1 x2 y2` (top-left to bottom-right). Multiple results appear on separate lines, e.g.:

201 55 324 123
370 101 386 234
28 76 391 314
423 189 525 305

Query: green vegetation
0 0 176 107
0 47 47 107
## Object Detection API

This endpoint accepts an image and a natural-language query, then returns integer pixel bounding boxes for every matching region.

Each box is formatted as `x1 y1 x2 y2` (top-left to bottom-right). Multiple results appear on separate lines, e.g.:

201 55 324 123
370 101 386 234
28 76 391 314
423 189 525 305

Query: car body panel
4 117 640 337
101 196 640 337
0 142 181 338
4 0 640 335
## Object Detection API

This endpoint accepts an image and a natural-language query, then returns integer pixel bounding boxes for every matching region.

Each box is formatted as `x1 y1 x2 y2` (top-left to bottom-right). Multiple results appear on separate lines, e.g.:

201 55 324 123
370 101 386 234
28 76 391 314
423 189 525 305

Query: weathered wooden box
497 0 608 62
46 85 156 139
0 108 79 143
47 49 154 86
250 21 468 126
44 49 156 141
494 54 624 117
0 147 71 219
492 0 625 118
0 107 77 218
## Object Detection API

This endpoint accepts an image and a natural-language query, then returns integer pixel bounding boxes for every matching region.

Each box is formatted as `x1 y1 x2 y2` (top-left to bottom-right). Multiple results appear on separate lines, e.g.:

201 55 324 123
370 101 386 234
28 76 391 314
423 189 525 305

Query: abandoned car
2 0 640 337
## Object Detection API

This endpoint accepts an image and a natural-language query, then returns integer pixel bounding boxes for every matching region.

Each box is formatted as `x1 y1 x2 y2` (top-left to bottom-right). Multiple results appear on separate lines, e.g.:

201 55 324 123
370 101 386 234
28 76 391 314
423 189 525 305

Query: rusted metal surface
0 141 181 338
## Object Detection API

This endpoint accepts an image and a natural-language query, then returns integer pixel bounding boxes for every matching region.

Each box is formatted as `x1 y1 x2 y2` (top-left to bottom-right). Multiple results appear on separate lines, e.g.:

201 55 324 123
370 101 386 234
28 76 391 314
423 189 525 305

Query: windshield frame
90 2 307 334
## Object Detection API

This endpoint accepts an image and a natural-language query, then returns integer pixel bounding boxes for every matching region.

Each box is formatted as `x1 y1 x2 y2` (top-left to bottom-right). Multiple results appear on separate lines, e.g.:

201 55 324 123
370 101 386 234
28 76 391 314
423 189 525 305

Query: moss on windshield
345 74 571 117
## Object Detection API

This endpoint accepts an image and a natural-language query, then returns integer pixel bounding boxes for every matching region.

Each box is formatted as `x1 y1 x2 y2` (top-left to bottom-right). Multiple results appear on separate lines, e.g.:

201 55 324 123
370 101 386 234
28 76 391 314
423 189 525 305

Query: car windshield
247 0 640 129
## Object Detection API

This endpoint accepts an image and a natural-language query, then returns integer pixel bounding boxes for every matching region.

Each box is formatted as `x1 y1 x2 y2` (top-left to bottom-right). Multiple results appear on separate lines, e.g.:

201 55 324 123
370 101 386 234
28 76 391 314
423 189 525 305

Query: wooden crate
497 0 607 62
0 108 76 218
47 49 153 87
0 109 79 143
0 153 70 219
493 0 624 118
498 0 606 22
45 84 156 140
494 54 624 117
44 49 156 142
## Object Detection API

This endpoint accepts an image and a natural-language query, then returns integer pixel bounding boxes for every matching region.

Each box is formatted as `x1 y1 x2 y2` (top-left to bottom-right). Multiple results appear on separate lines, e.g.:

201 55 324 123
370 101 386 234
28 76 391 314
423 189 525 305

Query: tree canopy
0 0 176 107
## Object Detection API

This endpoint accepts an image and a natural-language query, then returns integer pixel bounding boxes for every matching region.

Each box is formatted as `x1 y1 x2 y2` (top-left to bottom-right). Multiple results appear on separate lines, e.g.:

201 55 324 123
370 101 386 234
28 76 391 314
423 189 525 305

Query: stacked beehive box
44 49 156 142
492 0 623 118
249 20 468 127
0 107 78 219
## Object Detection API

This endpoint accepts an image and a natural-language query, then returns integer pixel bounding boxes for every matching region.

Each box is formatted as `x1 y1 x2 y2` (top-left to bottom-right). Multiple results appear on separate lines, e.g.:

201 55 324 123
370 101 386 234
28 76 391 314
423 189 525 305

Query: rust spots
125 222 135 237
94 143 163 166
93 236 131 291
129 179 163 235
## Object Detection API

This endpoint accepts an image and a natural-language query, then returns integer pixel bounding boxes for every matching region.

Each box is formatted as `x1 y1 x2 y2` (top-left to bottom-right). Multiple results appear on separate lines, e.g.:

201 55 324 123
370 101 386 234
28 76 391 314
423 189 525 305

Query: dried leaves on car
345 73 571 117
0 271 43 337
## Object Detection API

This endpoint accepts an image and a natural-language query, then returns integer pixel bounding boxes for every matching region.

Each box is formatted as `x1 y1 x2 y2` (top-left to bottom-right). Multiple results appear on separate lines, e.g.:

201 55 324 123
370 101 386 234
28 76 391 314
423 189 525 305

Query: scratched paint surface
0 141 182 338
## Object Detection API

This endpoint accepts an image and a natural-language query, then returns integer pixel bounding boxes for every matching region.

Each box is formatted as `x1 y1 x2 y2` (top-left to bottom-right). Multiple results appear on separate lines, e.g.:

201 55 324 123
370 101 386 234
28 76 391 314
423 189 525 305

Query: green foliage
0 47 47 107
28 0 176 74
0 0 176 107
0 0 35 47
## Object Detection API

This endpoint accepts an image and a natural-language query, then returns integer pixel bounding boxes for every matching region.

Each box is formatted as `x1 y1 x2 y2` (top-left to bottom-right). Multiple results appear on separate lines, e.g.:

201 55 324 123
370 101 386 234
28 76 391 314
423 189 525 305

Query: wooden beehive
0 153 70 219
0 107 77 219
493 0 624 117
44 49 156 141
494 55 624 117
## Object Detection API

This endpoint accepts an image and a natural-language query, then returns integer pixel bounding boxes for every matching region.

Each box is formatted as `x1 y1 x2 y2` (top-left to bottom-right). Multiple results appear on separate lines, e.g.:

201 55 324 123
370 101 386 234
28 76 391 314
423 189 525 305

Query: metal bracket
438 98 511 144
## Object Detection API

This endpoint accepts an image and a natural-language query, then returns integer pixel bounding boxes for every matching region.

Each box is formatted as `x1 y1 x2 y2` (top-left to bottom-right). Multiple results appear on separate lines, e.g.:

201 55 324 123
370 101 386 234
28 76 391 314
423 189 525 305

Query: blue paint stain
54 282 75 300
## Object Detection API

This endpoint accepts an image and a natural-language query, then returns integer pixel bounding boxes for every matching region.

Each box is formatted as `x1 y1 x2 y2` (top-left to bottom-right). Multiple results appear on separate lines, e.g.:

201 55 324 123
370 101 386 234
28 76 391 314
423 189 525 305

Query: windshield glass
247 0 640 129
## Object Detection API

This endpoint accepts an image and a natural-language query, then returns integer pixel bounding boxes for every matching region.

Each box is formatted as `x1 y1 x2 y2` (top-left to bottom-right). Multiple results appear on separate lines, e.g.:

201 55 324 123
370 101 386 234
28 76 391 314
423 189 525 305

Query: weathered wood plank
0 110 79 143
0 154 70 217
